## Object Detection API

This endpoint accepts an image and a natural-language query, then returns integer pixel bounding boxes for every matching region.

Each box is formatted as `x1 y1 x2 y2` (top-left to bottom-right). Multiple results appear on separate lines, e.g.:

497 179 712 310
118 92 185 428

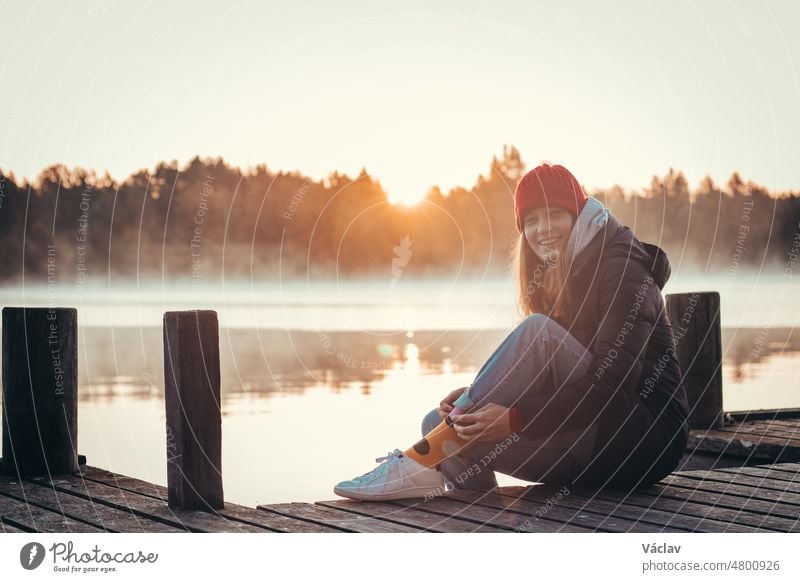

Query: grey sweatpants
420 313 602 490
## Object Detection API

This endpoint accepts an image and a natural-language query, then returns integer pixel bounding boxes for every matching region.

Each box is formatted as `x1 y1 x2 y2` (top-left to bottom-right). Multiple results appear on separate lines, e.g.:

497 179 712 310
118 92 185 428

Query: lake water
0 272 797 506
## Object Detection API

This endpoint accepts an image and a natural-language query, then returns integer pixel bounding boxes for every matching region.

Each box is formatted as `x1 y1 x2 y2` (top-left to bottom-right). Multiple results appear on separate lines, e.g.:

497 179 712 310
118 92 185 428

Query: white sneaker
333 449 446 501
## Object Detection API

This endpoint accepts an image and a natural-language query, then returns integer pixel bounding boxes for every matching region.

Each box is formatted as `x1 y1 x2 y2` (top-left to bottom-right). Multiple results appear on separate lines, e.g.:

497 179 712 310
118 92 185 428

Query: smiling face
522 206 576 262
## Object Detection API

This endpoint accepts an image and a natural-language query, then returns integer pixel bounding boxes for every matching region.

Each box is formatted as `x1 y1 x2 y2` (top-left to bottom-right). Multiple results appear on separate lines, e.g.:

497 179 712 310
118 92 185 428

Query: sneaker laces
352 449 404 483
375 449 403 463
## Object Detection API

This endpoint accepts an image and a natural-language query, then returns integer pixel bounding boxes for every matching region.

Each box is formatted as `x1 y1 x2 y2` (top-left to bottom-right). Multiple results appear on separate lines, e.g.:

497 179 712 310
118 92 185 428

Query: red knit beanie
514 163 588 232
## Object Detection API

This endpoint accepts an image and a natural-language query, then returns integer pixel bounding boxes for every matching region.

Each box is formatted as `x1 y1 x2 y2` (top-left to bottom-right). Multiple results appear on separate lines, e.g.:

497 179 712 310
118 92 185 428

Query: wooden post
665 292 724 429
1 307 79 476
163 310 224 510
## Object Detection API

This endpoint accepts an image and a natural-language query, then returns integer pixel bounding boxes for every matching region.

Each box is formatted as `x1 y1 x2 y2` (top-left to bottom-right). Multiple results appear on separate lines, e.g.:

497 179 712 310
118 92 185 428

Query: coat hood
570 204 672 291
564 196 610 272
602 218 672 290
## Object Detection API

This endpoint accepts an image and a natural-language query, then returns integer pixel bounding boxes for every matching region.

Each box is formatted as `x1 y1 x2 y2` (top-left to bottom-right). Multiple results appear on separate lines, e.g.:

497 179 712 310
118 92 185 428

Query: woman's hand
438 386 468 419
452 403 512 443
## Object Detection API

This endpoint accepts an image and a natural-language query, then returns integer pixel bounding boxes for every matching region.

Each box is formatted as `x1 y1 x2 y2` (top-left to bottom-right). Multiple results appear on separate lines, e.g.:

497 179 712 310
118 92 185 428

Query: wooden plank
753 462 800 475
214 505 340 533
671 468 800 494
385 494 600 532
1 520 29 533
642 482 800 528
728 409 800 422
2 307 79 475
713 423 800 443
714 465 800 484
753 418 800 429
661 474 800 506
78 466 337 532
731 410 800 421
690 428 800 450
0 492 103 532
747 419 800 434
25 474 268 533
530 488 762 533
666 292 723 429
550 484 799 532
316 499 506 533
687 430 800 461
716 423 800 441
738 418 800 428
758 462 800 474
493 484 761 533
726 408 800 422
0 476 182 532
76 466 167 499
446 488 690 533
163 310 224 510
259 502 420 533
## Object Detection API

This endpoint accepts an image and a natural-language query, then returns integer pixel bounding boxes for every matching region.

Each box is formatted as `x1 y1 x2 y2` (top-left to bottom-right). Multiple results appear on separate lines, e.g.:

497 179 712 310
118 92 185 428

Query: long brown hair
511 233 572 319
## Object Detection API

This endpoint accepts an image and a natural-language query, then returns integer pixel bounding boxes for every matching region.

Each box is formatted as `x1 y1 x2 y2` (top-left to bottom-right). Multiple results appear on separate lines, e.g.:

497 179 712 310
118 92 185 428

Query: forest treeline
1 145 798 284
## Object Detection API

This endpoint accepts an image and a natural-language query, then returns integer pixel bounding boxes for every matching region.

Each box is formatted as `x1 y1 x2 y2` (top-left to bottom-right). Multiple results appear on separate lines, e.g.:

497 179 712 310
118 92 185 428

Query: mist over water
2 270 796 329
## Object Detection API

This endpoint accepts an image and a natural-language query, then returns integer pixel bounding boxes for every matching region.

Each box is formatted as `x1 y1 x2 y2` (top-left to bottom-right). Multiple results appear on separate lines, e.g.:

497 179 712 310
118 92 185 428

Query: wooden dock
1 459 799 533
678 413 800 471
2 297 799 533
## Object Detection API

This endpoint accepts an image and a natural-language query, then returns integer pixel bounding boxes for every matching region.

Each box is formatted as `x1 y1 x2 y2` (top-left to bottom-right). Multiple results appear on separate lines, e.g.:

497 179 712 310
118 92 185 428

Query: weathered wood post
1 307 79 476
163 309 224 510
665 292 724 429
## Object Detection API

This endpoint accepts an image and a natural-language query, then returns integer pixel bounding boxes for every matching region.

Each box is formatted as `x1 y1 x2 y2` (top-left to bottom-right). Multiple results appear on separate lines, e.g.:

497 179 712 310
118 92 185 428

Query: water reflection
722 327 798 381
69 325 800 408
68 327 489 401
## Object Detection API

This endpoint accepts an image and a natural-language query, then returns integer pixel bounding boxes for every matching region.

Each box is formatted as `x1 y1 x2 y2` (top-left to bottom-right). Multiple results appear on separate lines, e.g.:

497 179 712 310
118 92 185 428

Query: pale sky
1 0 799 204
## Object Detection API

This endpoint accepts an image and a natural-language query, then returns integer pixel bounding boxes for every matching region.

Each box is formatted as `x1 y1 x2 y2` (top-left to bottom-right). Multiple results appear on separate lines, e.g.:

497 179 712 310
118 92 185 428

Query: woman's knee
520 313 577 345
520 313 554 331
421 407 441 436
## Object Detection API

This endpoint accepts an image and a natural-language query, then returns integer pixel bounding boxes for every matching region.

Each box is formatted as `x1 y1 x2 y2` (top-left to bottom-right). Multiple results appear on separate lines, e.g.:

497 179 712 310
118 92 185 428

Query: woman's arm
512 254 657 441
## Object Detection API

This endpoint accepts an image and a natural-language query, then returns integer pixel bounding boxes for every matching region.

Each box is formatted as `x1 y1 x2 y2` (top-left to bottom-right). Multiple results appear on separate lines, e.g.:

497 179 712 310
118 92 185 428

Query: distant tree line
1 144 798 284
